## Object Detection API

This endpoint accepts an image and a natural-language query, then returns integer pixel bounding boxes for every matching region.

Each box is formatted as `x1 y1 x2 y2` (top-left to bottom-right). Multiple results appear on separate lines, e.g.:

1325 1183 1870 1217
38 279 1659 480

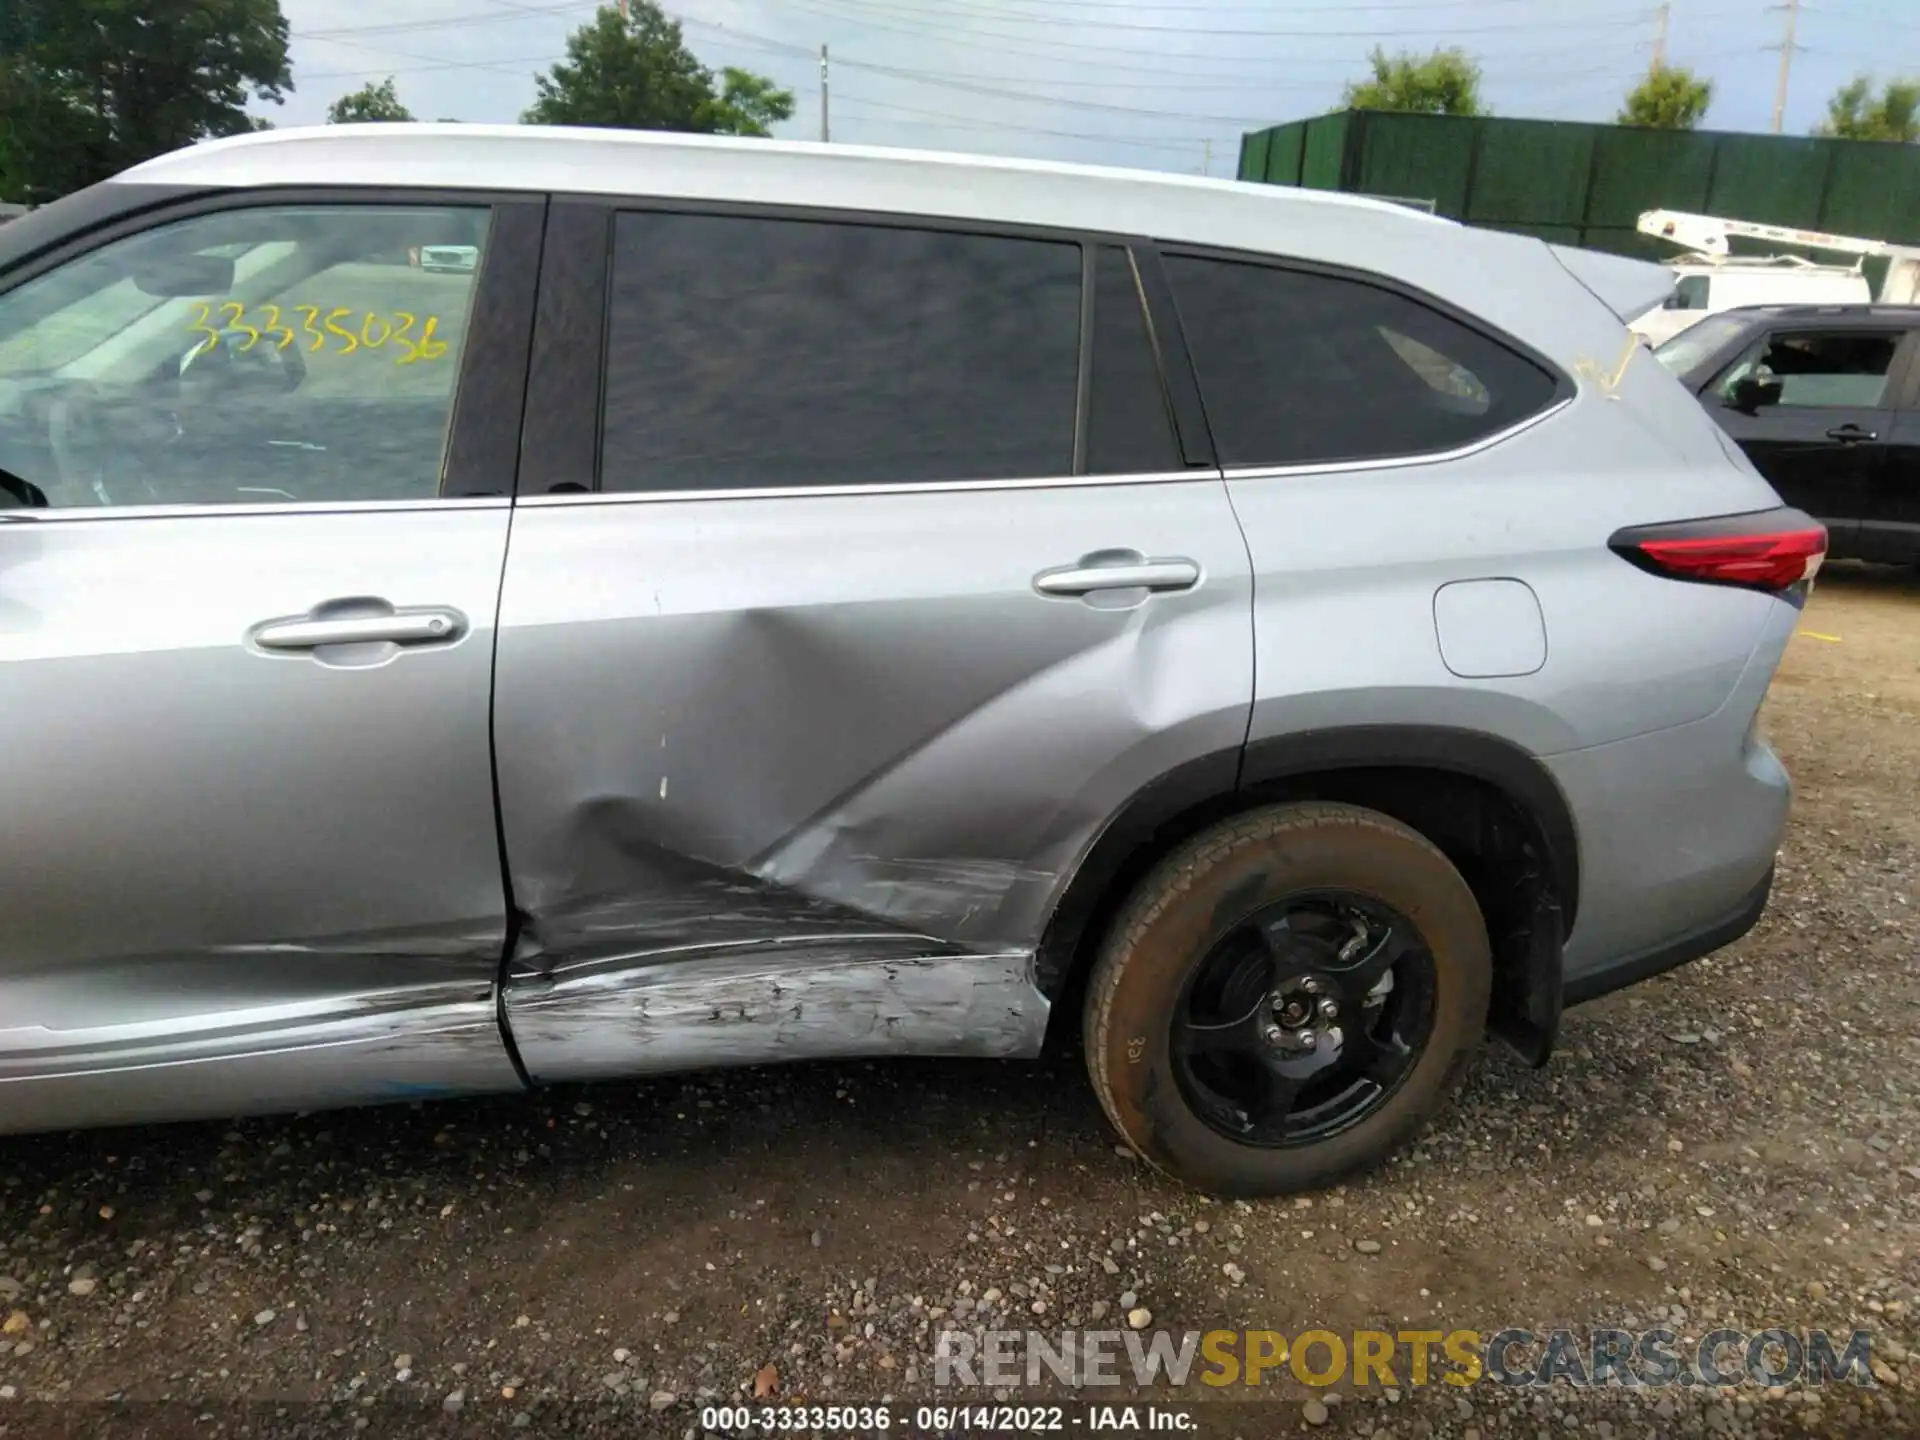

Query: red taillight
1610 510 1827 594
1634 528 1827 590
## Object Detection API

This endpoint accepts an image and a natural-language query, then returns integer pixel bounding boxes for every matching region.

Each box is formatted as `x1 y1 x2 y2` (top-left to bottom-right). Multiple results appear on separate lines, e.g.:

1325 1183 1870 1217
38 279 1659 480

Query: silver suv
0 126 1819 1196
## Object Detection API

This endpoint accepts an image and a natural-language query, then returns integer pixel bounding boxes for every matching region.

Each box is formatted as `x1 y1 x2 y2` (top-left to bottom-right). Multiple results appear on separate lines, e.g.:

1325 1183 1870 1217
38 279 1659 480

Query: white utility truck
1630 208 1920 345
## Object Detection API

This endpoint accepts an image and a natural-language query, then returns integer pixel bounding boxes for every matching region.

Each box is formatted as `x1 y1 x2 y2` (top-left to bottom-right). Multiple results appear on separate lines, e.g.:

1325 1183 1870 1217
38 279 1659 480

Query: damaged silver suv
0 125 1817 1195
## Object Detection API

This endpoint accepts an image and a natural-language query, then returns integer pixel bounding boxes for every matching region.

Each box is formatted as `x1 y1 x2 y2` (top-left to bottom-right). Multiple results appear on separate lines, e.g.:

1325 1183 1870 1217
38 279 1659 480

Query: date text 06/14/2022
698 1403 1199 1432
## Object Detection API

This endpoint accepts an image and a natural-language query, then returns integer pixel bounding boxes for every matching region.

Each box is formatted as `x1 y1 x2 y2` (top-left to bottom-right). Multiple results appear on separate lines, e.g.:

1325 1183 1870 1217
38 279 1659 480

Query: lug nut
1317 999 1340 1020
1263 1025 1285 1045
1295 1030 1317 1052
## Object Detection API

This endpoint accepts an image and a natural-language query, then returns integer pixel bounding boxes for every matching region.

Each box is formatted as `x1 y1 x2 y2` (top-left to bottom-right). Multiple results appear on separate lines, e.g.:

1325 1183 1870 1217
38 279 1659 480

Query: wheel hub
1264 975 1342 1055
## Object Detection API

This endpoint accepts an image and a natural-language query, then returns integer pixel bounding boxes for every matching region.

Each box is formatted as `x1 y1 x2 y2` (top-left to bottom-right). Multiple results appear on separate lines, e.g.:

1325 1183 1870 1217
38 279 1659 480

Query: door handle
1826 424 1877 443
1034 558 1202 596
253 608 466 652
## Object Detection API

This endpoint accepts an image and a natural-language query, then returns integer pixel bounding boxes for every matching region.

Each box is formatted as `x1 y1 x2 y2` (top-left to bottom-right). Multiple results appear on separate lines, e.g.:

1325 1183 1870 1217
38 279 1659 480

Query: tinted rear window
600 212 1082 492
1164 254 1560 469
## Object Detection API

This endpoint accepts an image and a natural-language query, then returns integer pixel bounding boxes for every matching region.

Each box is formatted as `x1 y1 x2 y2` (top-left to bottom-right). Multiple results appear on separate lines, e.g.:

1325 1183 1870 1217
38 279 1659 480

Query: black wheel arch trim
1236 725 1580 932
1037 725 1581 1007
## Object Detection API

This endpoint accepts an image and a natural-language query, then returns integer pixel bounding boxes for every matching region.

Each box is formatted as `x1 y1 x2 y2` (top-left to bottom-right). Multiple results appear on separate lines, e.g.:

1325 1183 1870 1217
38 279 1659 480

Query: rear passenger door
1867 329 1920 562
491 205 1253 1082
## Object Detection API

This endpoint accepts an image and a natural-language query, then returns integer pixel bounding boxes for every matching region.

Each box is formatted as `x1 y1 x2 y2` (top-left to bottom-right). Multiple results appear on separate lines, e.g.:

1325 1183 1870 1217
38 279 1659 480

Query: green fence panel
1236 131 1259 182
1263 121 1306 185
1466 118 1593 229
1301 113 1351 190
1708 133 1829 228
1237 129 1269 184
1353 112 1475 218
1821 139 1920 244
1586 126 1716 235
1235 111 1920 258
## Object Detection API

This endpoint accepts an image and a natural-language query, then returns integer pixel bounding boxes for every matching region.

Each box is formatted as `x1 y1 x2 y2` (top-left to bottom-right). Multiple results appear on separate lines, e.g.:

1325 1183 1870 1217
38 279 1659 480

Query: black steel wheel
1171 892 1438 1147
1084 801 1491 1196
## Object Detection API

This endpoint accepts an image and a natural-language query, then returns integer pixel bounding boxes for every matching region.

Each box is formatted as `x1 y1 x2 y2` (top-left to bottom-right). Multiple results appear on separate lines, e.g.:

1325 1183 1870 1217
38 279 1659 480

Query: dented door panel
493 480 1253 1081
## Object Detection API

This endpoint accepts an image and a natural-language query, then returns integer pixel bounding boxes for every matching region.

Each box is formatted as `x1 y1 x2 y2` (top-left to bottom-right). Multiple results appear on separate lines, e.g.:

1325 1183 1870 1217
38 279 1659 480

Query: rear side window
1163 254 1560 469
601 212 1081 492
1085 245 1180 474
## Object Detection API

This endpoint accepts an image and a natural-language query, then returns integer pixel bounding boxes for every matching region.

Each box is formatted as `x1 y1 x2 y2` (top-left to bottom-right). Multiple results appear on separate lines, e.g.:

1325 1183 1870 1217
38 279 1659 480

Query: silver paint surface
494 479 1254 1077
0 507 522 1131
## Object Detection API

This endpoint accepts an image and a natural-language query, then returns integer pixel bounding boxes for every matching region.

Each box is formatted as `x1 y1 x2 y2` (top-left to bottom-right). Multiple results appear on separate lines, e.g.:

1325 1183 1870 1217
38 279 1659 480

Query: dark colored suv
1655 303 1920 564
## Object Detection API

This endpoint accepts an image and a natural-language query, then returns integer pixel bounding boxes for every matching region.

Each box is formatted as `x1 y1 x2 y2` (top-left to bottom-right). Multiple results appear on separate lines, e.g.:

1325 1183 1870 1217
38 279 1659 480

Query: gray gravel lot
1 566 1915 1440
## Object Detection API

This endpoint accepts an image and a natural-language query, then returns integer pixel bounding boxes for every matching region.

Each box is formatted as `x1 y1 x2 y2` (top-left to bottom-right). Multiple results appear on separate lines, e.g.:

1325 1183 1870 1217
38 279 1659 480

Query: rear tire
1083 801 1491 1196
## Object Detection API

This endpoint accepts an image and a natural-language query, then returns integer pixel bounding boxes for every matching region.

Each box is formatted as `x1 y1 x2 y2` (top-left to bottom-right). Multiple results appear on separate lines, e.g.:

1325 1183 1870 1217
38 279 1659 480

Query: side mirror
1728 373 1784 414
132 254 236 297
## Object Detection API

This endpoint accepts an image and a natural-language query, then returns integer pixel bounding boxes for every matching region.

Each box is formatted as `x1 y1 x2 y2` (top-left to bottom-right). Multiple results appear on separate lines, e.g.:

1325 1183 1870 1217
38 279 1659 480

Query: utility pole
1769 0 1802 135
1201 138 1212 176
1650 1 1670 74
820 44 831 143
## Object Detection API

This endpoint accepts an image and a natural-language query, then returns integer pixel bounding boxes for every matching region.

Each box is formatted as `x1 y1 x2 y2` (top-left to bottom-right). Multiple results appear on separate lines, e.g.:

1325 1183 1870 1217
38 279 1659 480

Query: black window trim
518 193 1216 502
1151 240 1576 477
0 184 543 514
1708 325 1914 414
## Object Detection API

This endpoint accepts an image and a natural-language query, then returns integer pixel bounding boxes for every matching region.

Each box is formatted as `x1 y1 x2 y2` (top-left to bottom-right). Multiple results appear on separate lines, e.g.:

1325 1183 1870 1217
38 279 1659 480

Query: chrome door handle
1034 559 1201 596
1826 424 1876 443
253 609 465 651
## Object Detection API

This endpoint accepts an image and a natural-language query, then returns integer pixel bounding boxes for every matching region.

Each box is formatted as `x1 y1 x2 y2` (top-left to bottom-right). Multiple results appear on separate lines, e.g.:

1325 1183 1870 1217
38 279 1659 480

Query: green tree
327 76 413 124
523 2 793 136
1342 46 1484 116
0 0 290 204
1814 74 1920 142
1617 64 1713 129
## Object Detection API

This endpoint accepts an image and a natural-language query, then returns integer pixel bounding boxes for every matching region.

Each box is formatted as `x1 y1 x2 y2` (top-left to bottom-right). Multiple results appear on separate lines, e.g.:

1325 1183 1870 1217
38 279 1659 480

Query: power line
295 1 594 41
790 0 1663 38
835 94 1215 149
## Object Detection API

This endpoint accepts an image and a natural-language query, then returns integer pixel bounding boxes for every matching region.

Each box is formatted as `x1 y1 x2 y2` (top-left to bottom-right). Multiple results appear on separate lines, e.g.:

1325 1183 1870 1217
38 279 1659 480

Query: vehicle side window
1664 275 1711 311
601 212 1082 492
1717 331 1900 409
1086 245 1181 474
0 204 488 509
1163 253 1559 469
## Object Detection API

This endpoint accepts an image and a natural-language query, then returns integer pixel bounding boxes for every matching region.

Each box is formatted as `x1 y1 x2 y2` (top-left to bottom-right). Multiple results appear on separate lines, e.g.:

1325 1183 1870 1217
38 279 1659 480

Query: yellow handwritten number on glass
360 312 392 349
399 314 449 366
219 302 261 352
256 304 296 352
295 305 326 353
324 307 360 355
186 303 223 357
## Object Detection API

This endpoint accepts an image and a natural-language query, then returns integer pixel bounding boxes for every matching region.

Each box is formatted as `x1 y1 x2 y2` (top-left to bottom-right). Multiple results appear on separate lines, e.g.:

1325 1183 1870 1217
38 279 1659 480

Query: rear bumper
1564 862 1773 1005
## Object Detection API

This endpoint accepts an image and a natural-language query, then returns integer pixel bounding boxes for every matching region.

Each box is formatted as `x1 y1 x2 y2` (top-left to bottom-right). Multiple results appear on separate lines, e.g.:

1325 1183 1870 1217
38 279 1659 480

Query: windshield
1653 312 1750 376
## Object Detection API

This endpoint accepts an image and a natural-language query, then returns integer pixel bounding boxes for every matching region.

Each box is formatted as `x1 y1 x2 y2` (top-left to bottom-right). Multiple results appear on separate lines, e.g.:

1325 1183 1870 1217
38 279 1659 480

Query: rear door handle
1034 558 1202 596
253 608 466 651
1826 424 1877 443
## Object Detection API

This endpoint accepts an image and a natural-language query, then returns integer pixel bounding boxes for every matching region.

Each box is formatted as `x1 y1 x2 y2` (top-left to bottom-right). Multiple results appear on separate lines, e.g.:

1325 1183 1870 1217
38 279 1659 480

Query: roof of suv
121 122 1425 234
1717 302 1920 325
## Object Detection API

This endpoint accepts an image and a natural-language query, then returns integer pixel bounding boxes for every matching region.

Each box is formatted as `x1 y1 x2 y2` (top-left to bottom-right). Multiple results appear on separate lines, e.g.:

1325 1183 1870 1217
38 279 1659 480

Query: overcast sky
271 0 1920 175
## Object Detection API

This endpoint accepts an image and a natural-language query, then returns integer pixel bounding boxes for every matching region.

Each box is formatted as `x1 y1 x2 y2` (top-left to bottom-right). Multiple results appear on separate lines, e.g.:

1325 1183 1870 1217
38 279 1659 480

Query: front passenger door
1707 329 1905 540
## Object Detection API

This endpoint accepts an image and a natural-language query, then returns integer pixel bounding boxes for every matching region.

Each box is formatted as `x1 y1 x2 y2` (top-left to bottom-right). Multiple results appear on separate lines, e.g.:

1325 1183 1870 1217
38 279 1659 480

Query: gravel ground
1 566 1915 1440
